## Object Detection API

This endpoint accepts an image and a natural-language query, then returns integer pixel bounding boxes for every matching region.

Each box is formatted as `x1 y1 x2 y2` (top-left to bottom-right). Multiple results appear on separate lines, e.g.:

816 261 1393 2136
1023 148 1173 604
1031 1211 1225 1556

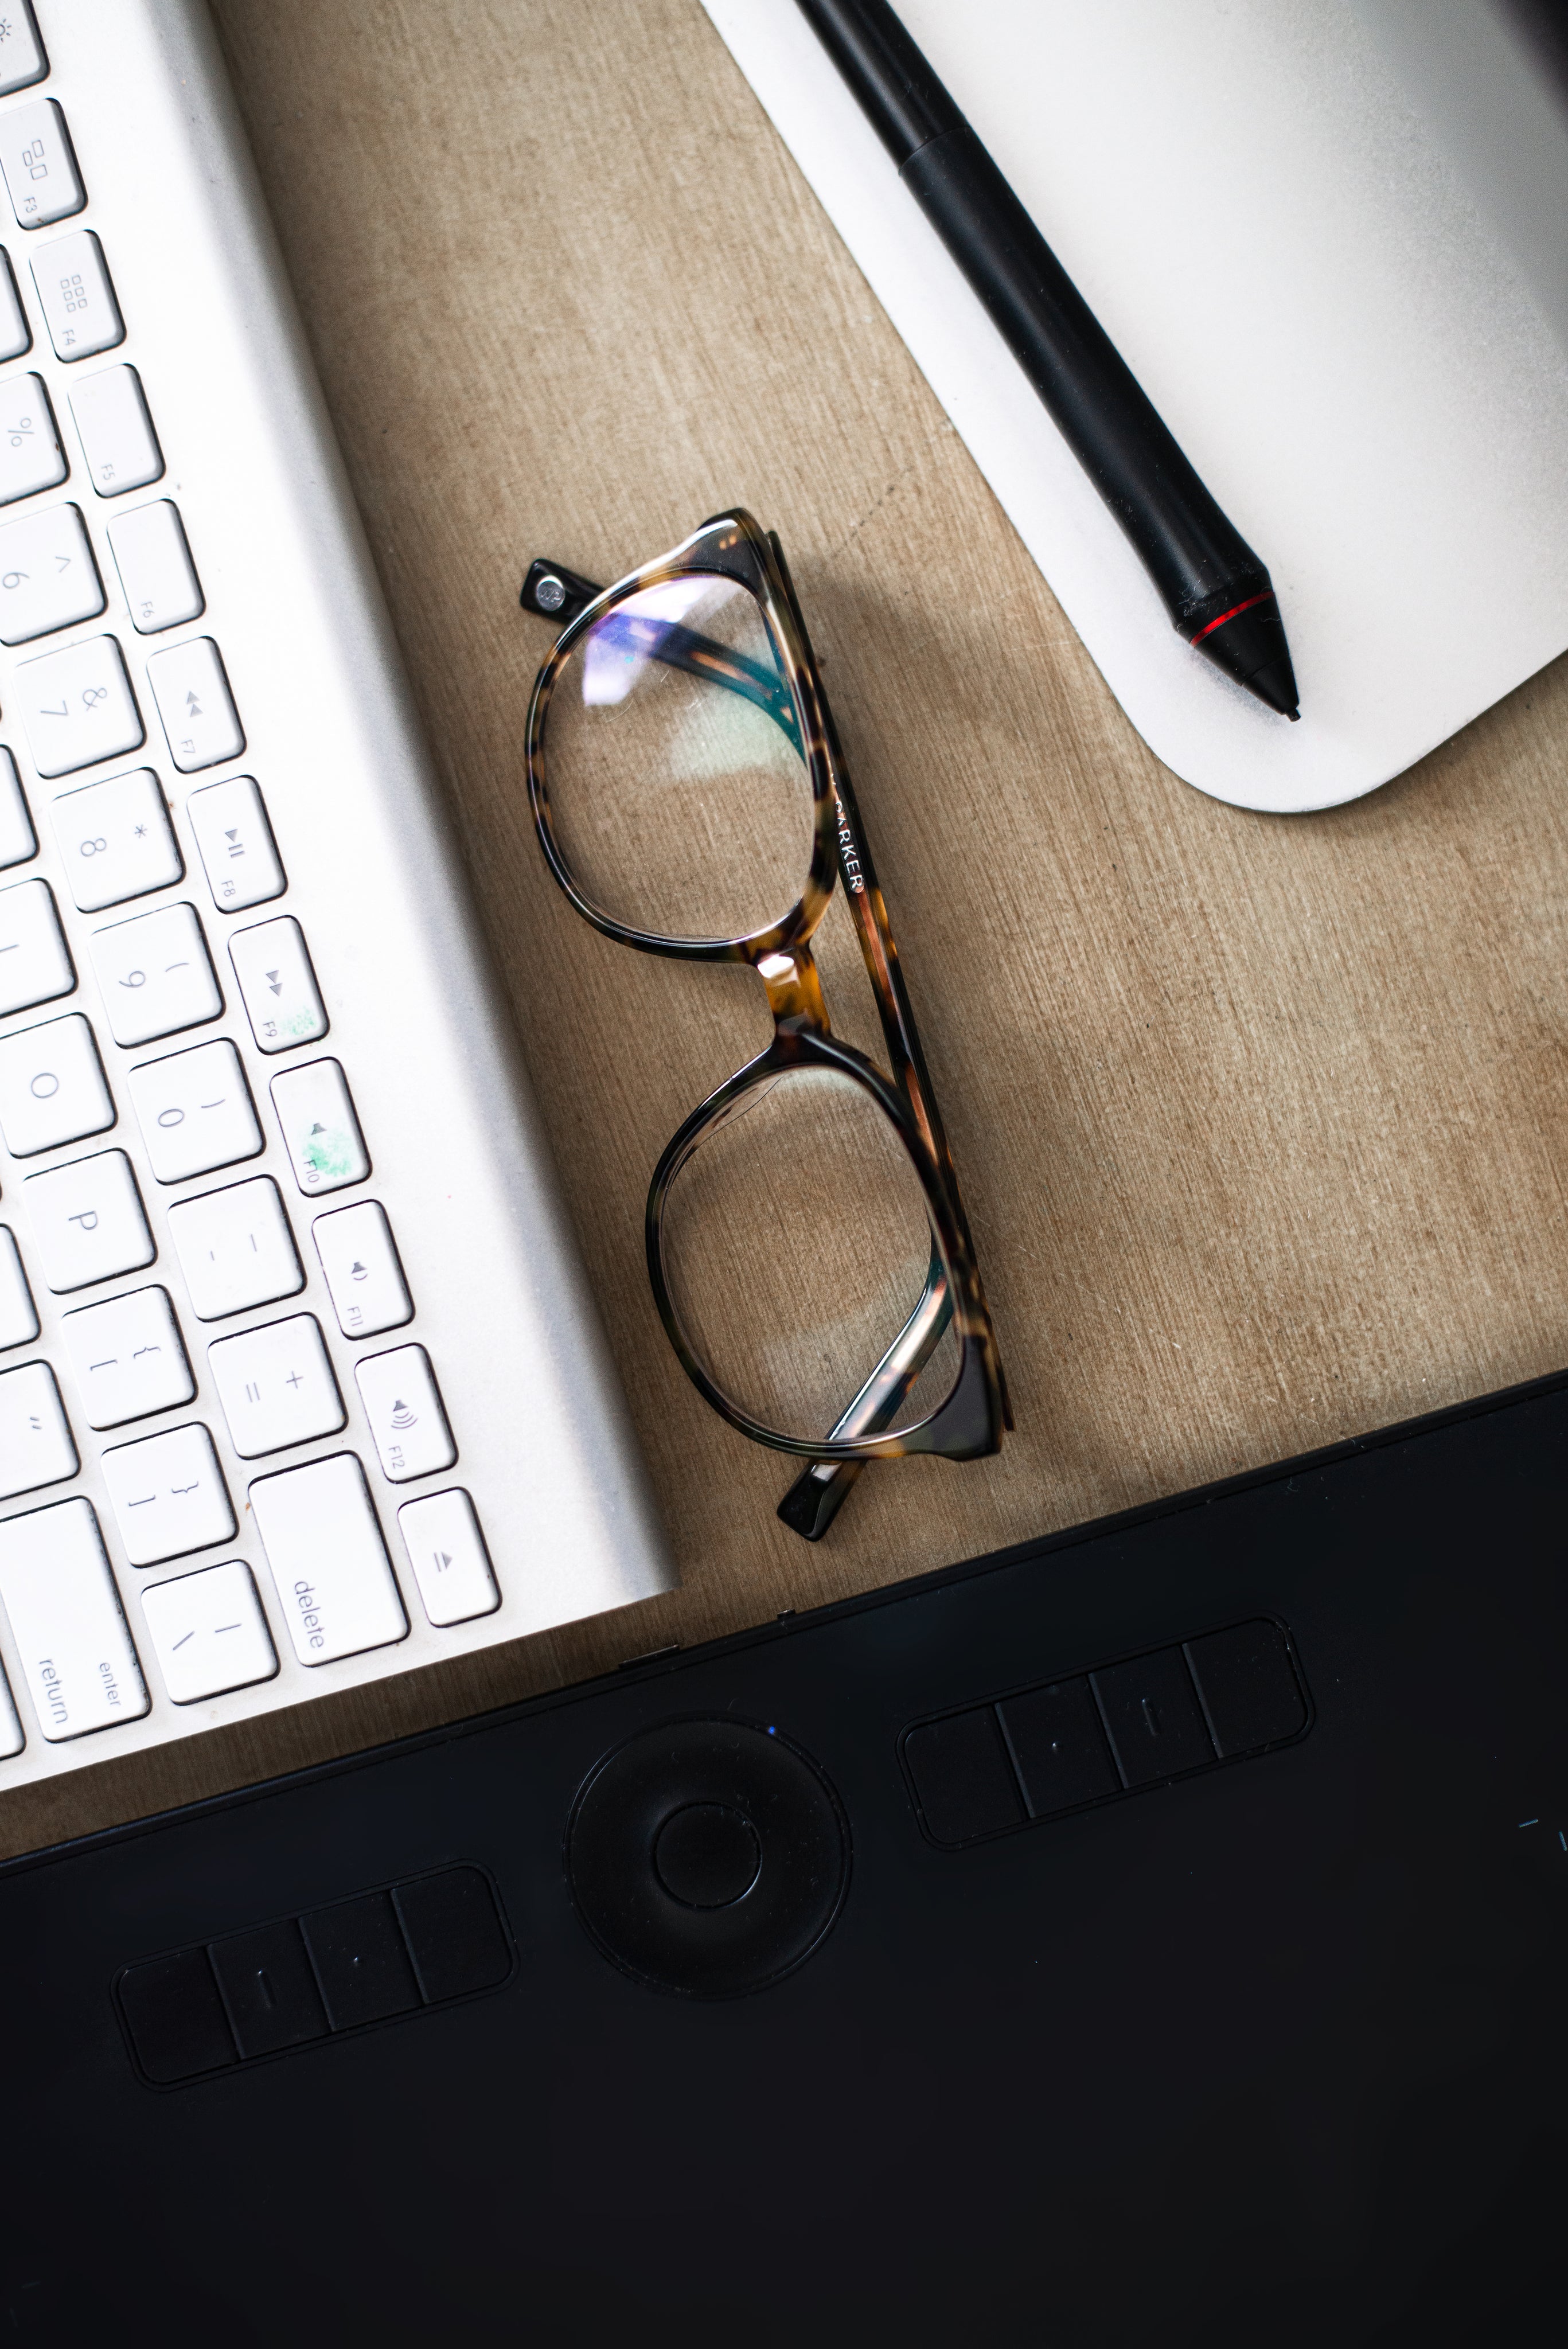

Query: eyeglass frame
522 508 1010 1515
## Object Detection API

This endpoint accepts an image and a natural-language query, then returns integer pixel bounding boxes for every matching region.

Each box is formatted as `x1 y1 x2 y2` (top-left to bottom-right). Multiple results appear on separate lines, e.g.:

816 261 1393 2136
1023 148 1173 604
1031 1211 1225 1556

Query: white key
186 775 284 913
89 900 221 1046
208 1312 344 1459
0 1357 76 1499
17 634 143 777
397 1489 498 1627
0 1012 114 1155
271 1059 369 1196
23 1149 153 1292
142 1558 276 1703
0 249 29 362
0 1658 20 1757
249 1451 406 1666
31 229 122 361
146 637 243 772
69 365 162 498
354 1344 456 1484
0 1496 149 1739
169 1176 302 1321
0 6 47 100
0 371 65 505
0 876 73 1014
53 767 182 912
0 100 83 231
108 500 202 635
0 1227 38 1349
229 916 326 1054
0 746 36 868
99 1421 235 1566
60 1285 194 1430
127 1038 261 1183
0 502 104 644
312 1200 412 1339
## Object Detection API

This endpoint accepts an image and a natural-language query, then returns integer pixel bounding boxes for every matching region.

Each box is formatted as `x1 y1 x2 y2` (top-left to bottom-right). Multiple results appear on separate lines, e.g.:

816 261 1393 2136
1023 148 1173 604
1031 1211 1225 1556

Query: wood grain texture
6 0 1566 1855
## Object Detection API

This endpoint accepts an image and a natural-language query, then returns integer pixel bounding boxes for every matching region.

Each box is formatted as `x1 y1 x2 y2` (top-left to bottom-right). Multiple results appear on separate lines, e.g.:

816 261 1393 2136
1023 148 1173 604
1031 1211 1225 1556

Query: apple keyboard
0 0 672 1792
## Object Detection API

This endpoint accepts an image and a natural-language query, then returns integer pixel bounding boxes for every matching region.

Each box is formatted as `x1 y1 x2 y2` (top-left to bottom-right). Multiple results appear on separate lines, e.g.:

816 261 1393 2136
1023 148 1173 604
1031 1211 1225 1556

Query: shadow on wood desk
6 0 1566 1856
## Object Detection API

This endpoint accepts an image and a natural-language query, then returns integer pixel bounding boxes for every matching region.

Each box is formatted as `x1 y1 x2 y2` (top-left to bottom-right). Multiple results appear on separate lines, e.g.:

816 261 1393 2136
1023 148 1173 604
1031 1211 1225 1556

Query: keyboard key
0 248 28 361
146 636 243 771
0 1226 39 1348
0 99 84 230
52 766 182 911
229 915 326 1053
127 1037 261 1183
100 1421 235 1566
69 364 163 497
249 1450 407 1665
60 1284 194 1429
0 746 37 868
23 1148 153 1291
208 1311 343 1458
142 1560 276 1703
16 633 143 777
0 1357 76 1497
89 899 222 1045
0 1657 20 1757
0 371 65 505
32 228 123 360
0 501 104 643
271 1059 369 1196
0 6 46 99
108 498 202 634
0 875 73 1014
397 1489 498 1626
186 775 284 912
0 1495 149 1739
0 1011 114 1155
313 1200 412 1338
168 1176 303 1321
355 1344 455 1483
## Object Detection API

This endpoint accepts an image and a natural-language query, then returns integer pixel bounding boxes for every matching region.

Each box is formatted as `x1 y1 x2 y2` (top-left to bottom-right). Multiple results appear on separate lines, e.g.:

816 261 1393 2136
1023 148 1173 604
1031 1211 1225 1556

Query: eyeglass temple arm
766 535 1012 1449
778 1248 953 1541
764 540 980 1232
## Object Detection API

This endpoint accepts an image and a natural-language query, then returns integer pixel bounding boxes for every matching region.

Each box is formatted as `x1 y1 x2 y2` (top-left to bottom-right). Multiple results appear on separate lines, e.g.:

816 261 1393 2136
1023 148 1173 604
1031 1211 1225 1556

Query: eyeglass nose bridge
754 944 830 1033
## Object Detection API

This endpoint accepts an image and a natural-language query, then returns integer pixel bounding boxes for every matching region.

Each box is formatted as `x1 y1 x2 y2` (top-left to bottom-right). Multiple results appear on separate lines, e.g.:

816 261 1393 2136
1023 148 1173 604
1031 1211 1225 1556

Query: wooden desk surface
7 0 1567 1856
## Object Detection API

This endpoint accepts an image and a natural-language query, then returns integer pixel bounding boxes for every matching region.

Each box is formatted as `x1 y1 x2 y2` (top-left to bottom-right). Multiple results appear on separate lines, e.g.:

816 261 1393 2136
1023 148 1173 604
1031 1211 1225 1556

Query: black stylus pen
797 0 1301 720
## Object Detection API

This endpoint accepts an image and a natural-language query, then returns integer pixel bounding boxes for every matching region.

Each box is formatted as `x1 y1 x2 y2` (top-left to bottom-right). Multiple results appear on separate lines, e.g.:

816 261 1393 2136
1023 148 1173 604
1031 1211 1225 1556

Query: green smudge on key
303 1126 353 1180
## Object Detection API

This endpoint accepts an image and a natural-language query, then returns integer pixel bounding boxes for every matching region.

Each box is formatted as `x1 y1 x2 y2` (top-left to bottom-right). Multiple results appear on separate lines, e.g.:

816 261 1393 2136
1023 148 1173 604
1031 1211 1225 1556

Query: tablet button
903 1706 1024 1844
653 1802 762 1909
1185 1620 1308 1755
1000 1677 1119 1816
1091 1648 1215 1786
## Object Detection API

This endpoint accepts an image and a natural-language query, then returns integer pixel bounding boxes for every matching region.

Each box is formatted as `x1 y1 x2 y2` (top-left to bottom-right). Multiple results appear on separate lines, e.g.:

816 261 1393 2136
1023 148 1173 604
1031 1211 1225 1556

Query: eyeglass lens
660 1064 960 1444
544 572 815 945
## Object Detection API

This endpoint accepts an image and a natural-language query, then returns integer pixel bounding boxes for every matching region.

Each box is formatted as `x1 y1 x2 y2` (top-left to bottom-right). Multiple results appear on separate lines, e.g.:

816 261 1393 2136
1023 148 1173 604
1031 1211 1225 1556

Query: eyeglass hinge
520 557 604 626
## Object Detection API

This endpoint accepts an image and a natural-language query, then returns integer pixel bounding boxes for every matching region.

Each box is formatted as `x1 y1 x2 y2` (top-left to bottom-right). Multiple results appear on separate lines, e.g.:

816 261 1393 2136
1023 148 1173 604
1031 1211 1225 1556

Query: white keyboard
0 0 672 1791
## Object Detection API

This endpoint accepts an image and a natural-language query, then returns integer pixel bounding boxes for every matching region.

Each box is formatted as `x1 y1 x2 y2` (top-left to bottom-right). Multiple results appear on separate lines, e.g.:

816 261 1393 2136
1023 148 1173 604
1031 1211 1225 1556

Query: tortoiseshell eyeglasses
520 509 1009 1539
